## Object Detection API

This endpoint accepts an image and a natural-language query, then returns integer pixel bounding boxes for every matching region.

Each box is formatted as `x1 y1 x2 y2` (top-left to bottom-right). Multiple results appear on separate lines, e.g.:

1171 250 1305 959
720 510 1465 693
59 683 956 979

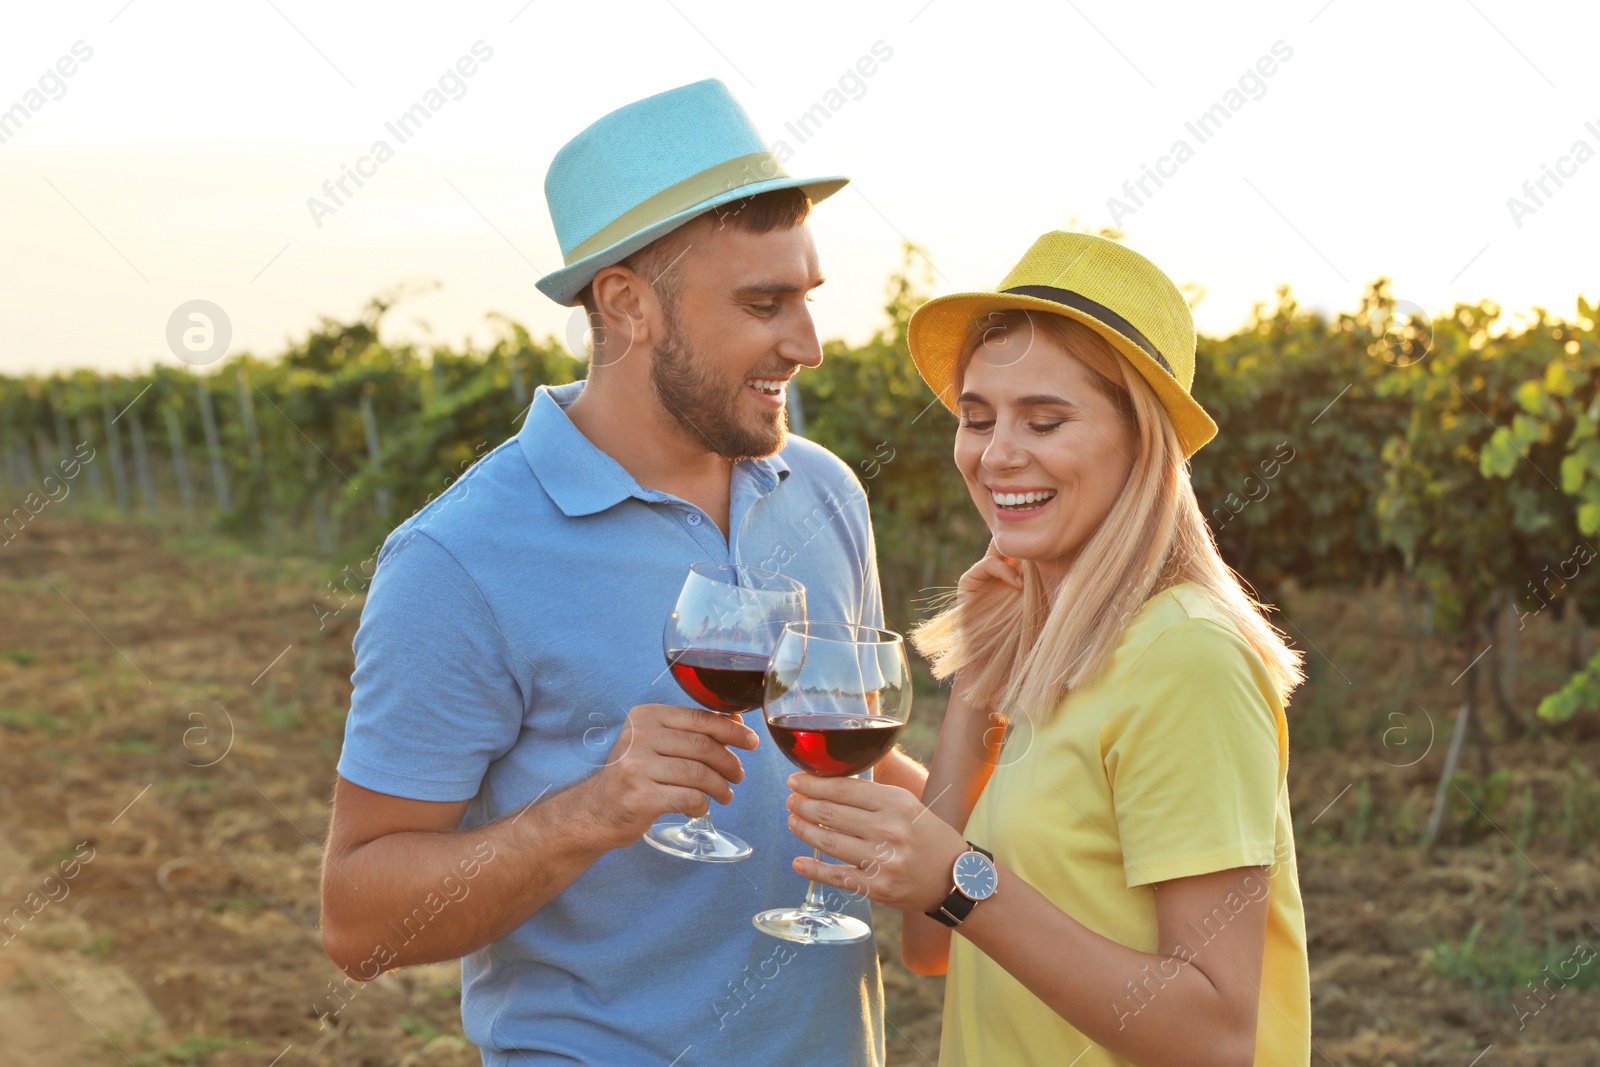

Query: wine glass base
643 817 753 863
752 907 872 945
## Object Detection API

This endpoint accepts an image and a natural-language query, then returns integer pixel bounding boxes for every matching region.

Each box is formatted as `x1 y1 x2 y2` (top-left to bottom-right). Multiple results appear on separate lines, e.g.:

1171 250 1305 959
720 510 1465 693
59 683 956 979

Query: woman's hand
786 773 970 913
957 539 1023 605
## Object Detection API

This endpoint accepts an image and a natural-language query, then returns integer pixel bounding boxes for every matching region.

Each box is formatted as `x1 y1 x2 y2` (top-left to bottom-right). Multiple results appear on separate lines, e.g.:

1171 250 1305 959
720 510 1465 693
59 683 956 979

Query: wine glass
647 562 807 862
753 621 911 944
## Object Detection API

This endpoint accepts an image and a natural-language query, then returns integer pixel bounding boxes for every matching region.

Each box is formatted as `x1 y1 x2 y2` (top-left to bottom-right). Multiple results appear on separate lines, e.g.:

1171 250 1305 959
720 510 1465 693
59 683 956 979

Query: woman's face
954 330 1138 586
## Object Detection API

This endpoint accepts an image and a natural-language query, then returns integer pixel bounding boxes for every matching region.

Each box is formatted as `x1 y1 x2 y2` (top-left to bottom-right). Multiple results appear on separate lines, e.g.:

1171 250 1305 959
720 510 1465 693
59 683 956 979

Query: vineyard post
49 383 72 472
18 443 38 487
313 491 335 554
1 397 26 490
1424 702 1469 849
1424 650 1481 848
509 350 529 410
1497 597 1518 721
786 385 806 437
1396 576 1421 684
163 403 196 517
358 385 390 520
1569 609 1587 672
76 415 105 505
127 410 158 513
100 380 132 513
234 368 274 540
196 374 231 513
32 431 54 490
305 446 335 556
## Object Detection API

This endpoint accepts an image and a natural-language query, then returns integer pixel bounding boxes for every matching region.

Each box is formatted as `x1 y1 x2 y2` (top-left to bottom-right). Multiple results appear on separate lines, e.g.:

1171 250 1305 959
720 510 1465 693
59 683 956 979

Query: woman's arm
951 862 1268 1067
784 776 1269 1067
898 673 1003 975
900 541 1024 975
871 747 929 799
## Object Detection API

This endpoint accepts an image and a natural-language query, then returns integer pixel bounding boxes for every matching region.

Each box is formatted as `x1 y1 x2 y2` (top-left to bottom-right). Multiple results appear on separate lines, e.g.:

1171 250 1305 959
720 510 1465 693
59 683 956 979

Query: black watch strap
925 842 994 928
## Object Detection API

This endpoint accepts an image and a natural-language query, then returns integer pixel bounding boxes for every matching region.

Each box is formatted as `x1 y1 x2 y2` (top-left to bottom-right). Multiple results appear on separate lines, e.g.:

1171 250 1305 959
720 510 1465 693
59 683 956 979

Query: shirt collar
519 381 791 518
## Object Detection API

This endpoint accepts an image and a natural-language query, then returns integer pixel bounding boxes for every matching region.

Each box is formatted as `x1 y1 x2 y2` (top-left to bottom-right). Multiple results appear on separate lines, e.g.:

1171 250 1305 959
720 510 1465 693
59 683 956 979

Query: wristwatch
925 842 998 927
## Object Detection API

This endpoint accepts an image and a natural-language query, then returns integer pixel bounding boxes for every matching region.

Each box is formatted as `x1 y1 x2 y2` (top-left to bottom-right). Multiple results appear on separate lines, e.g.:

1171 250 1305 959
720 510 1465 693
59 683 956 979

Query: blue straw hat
536 79 849 306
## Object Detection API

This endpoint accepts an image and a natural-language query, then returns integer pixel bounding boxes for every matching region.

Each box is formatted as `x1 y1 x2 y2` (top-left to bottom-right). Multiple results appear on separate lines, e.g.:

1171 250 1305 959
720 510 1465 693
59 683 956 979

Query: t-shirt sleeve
1103 616 1284 888
337 529 526 802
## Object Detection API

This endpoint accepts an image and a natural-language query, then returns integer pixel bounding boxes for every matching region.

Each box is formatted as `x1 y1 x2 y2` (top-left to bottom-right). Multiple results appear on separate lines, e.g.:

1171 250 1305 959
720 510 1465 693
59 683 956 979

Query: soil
0 516 1596 1066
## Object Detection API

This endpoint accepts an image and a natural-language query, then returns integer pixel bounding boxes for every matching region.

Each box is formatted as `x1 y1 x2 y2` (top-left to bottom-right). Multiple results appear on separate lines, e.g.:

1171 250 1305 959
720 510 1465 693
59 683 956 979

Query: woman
784 231 1310 1066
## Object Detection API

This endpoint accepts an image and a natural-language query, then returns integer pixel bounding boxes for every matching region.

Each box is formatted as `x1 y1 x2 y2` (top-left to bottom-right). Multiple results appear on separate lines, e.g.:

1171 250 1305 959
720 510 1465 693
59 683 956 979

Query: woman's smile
988 484 1060 521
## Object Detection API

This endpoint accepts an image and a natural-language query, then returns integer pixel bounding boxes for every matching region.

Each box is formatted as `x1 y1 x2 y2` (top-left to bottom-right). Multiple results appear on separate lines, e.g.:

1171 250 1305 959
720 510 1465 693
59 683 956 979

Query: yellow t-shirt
940 582 1310 1066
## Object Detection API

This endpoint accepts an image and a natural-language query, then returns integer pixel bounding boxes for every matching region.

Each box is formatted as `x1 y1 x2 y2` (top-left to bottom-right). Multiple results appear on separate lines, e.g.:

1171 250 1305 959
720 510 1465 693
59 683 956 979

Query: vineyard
8 250 1600 733
4 247 1600 1062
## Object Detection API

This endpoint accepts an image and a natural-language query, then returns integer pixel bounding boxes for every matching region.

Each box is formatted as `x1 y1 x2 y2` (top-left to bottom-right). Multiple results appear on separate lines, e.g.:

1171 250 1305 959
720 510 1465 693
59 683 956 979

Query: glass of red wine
753 621 911 944
647 562 807 863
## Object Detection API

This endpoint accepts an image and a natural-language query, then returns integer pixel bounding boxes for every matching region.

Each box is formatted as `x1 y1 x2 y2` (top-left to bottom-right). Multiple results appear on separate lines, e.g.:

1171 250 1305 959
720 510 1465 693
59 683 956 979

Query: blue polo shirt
339 381 886 1066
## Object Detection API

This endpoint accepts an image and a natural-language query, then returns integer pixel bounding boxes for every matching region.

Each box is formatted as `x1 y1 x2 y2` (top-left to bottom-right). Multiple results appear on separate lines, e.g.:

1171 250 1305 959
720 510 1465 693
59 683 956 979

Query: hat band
1001 285 1176 379
563 151 790 266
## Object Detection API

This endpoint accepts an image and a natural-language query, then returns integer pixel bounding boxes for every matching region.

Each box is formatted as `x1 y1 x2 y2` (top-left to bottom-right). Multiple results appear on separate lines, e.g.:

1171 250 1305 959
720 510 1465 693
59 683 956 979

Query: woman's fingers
983 559 1024 588
956 540 1024 594
784 777 930 899
784 783 907 865
787 810 877 868
787 772 887 808
960 558 1023 592
793 852 877 898
786 792 883 842
783 772 971 910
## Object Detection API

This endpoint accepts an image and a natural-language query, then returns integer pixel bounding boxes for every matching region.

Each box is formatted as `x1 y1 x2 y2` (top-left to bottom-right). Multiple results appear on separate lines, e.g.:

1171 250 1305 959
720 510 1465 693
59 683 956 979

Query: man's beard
650 307 787 461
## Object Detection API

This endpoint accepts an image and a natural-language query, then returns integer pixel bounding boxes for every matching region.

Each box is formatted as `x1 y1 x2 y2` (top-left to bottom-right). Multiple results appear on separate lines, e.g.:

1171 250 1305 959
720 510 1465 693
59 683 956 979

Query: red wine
767 714 903 777
666 649 770 714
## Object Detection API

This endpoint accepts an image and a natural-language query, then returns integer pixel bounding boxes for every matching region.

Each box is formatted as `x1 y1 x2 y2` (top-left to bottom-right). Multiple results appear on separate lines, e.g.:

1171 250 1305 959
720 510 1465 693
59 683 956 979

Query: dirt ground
0 516 1597 1065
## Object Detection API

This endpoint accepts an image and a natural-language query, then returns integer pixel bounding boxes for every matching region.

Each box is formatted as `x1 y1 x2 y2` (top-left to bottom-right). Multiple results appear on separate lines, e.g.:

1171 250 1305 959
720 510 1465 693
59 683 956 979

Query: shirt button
686 513 702 527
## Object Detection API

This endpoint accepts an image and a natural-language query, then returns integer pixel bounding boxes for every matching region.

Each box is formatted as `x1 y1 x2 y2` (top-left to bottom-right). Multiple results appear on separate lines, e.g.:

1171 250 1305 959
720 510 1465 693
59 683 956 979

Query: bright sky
2 0 1596 376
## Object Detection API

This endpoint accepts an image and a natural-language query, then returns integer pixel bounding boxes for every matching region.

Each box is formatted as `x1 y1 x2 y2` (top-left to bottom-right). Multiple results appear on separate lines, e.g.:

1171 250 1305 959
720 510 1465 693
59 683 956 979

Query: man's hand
573 703 760 851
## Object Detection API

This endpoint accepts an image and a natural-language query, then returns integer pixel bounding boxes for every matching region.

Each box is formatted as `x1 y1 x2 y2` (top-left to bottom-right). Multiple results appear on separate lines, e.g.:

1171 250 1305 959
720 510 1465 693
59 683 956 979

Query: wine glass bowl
754 621 912 943
646 562 806 863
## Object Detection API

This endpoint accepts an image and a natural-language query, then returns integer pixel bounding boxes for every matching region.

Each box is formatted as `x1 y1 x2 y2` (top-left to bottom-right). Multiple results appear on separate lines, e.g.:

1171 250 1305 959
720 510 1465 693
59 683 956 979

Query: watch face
953 851 997 900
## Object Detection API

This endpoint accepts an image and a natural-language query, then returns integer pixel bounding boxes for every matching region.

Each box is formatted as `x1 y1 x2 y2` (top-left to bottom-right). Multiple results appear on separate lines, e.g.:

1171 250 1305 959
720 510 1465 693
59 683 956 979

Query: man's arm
320 703 759 978
321 777 604 976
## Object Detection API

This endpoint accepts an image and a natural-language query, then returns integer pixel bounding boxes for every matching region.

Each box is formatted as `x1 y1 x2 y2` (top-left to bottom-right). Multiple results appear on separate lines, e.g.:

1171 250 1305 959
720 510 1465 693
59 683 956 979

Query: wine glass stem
800 848 828 916
681 812 717 839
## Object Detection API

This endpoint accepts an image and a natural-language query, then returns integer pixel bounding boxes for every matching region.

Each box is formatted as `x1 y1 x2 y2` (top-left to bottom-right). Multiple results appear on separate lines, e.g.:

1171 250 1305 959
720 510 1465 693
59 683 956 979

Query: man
319 78 926 1065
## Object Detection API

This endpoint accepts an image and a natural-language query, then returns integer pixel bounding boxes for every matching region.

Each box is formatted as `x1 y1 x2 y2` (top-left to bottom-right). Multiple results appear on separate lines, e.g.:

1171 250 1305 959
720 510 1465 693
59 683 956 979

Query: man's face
649 218 825 460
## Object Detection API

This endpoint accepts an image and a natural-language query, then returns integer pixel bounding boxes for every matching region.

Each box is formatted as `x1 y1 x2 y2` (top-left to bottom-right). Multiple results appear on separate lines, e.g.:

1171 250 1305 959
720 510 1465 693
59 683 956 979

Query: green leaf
1509 413 1548 448
1562 452 1588 495
1479 433 1519 479
1543 358 1576 396
1515 379 1548 414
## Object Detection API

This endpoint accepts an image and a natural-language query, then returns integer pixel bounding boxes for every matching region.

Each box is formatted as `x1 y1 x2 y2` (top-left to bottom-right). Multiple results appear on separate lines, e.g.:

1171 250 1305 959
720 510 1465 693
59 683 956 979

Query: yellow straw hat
907 231 1218 456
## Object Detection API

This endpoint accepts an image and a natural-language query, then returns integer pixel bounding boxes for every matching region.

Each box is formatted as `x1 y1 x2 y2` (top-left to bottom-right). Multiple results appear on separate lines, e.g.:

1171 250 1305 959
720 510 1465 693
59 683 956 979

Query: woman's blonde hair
910 310 1304 720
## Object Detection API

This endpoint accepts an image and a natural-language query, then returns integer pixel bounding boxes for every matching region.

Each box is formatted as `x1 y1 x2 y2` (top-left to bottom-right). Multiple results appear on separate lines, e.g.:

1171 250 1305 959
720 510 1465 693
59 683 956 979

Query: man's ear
589 264 655 368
